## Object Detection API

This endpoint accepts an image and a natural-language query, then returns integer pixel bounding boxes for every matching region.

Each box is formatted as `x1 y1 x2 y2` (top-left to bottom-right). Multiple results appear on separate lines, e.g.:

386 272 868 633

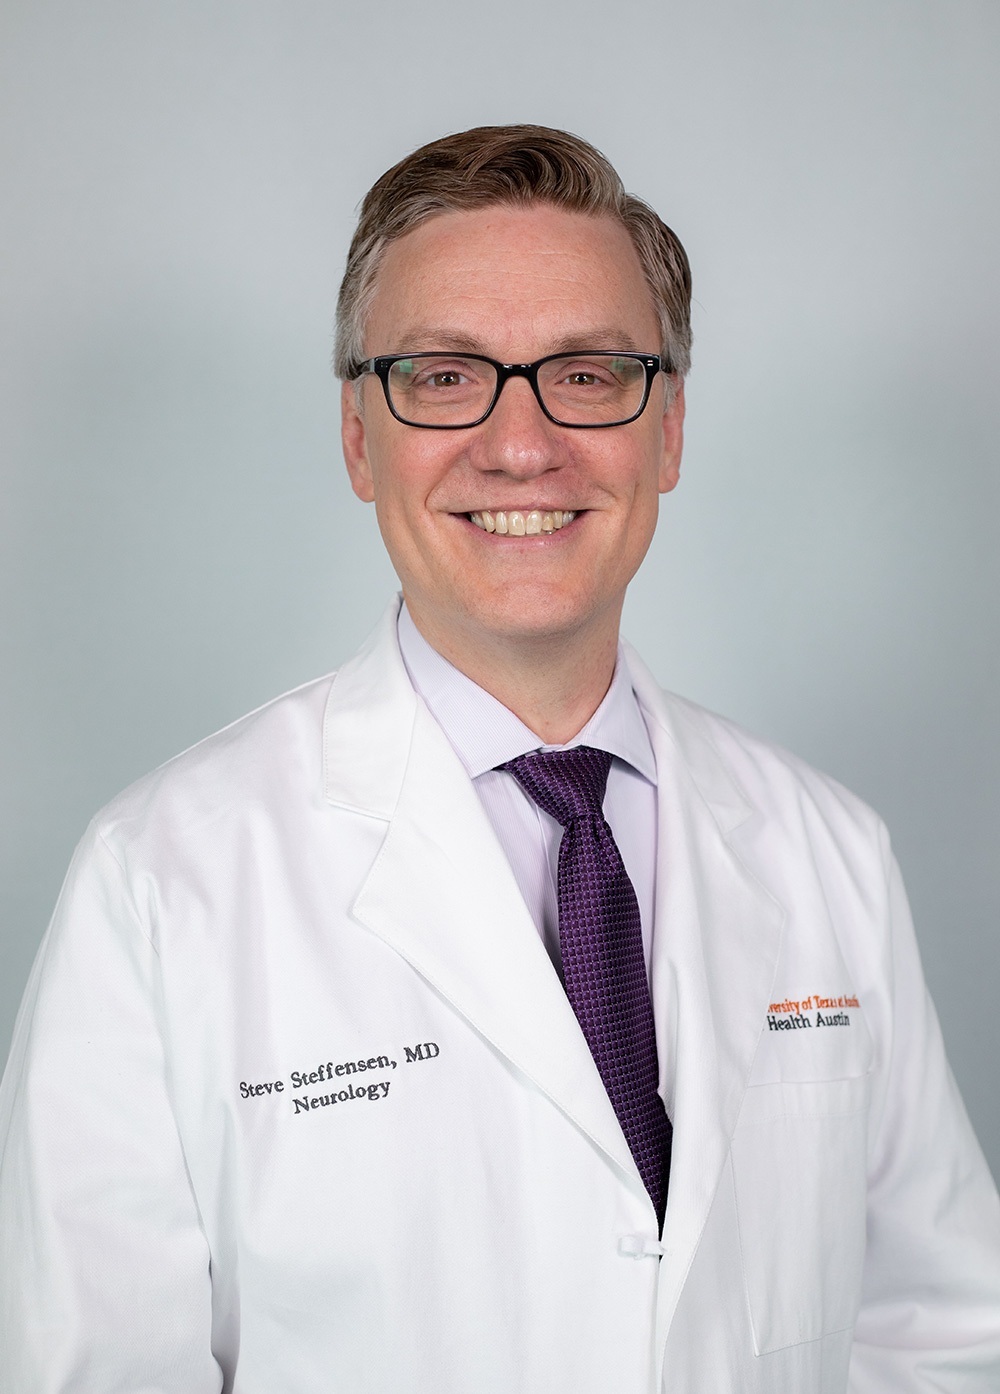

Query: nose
471 373 563 479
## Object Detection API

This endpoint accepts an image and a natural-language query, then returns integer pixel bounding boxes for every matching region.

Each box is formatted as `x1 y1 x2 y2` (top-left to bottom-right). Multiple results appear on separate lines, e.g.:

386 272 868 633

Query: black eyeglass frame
353 350 670 430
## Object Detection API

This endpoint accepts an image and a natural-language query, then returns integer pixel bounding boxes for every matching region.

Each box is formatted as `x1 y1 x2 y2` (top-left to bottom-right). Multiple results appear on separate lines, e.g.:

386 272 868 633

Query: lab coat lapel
323 606 639 1190
626 647 785 1345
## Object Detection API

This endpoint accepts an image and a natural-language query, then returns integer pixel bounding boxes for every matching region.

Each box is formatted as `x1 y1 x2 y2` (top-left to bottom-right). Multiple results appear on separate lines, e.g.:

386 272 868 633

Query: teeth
468 510 576 534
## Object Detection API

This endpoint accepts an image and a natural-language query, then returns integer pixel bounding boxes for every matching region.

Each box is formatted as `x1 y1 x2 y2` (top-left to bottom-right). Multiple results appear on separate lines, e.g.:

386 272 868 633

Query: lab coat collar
322 599 416 819
622 638 753 838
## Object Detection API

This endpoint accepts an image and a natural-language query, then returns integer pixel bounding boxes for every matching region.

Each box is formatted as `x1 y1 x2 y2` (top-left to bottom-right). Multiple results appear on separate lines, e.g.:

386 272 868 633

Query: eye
547 357 633 394
391 356 486 395
559 362 616 387
421 367 469 389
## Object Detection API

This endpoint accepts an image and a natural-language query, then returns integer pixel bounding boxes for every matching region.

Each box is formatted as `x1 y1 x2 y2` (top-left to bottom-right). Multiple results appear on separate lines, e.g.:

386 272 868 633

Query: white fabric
1 596 999 1393
397 601 657 977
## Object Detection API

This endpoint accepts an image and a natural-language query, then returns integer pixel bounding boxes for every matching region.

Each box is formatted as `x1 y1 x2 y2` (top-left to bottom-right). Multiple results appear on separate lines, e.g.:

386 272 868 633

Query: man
1 125 999 1393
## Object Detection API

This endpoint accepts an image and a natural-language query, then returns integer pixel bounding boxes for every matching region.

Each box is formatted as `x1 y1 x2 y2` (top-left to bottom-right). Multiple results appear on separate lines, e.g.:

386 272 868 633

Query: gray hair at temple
333 124 692 386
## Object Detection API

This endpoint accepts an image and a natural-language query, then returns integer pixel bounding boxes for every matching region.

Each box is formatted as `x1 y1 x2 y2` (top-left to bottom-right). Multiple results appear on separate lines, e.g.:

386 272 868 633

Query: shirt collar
396 602 656 784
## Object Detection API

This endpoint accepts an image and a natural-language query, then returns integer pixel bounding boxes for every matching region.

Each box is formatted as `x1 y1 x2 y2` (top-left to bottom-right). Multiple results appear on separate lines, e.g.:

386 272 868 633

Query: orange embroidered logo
767 993 860 1032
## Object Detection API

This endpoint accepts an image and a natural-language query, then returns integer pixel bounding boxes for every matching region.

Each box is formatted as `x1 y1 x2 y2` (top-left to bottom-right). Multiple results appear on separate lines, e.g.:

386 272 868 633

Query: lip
451 507 581 517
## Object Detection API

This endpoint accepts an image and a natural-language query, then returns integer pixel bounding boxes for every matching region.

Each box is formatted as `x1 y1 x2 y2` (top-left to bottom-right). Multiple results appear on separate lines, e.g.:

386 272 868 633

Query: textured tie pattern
501 746 671 1226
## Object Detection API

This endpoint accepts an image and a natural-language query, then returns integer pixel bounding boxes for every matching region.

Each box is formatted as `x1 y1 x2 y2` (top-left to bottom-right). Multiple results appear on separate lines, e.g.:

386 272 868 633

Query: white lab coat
2 599 999 1393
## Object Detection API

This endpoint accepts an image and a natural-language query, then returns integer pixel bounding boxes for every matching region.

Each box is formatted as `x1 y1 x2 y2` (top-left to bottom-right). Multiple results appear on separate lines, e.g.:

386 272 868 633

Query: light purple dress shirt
397 604 659 981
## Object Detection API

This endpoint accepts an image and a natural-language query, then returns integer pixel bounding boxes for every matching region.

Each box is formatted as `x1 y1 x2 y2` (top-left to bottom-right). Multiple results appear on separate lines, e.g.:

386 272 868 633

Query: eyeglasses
353 351 669 429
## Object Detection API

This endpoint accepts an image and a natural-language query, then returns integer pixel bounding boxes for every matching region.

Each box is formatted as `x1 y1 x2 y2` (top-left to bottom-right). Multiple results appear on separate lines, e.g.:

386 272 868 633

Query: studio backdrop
1 0 997 1176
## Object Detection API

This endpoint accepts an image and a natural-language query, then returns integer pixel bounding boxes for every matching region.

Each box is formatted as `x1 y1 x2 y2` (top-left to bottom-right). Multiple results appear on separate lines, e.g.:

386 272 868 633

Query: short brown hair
334 124 692 382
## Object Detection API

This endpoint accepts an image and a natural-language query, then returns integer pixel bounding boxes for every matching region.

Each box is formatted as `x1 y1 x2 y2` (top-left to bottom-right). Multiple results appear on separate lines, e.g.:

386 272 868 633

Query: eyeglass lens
386 354 648 427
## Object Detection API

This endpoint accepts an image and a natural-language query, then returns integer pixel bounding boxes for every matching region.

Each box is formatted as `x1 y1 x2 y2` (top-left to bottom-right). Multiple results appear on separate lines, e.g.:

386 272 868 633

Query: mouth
467 509 578 536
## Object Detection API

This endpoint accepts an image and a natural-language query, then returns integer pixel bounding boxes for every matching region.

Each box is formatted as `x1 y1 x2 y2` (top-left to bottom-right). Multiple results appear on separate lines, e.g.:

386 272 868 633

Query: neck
403 602 622 746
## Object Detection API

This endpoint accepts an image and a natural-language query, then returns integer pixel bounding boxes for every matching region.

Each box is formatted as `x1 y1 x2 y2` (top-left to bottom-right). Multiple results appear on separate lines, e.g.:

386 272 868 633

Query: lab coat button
618 1234 665 1259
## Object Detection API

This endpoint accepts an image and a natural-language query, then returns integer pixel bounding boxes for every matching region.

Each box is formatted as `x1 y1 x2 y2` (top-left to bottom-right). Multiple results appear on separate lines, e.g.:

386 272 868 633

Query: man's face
341 203 684 660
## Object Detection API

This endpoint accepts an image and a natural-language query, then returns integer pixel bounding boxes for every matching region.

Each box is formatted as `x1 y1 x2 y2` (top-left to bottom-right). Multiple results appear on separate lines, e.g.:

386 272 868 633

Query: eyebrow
387 327 647 358
547 329 645 354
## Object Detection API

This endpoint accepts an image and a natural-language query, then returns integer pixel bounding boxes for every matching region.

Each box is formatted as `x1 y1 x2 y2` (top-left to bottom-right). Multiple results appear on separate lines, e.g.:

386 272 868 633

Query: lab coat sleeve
0 823 222 1393
848 831 1000 1391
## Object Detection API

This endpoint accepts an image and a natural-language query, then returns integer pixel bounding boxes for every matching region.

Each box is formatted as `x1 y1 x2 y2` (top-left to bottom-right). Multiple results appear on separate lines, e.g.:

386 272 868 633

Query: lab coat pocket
731 1075 869 1354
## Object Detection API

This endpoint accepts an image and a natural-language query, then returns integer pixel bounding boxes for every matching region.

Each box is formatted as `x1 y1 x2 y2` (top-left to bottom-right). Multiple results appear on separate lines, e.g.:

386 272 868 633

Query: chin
462 592 603 646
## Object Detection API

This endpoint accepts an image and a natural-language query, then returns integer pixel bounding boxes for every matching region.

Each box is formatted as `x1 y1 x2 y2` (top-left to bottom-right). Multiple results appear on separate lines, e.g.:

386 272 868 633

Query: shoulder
680 690 875 824
88 600 411 873
623 643 889 868
92 671 337 861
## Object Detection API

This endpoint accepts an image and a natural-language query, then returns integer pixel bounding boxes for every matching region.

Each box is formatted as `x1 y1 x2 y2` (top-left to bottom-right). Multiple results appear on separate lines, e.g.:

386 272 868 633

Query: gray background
2 2 997 1178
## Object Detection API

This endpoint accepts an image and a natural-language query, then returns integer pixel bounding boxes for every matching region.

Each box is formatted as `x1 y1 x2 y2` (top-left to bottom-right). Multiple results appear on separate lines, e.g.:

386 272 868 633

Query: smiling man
2 126 999 1394
339 200 683 744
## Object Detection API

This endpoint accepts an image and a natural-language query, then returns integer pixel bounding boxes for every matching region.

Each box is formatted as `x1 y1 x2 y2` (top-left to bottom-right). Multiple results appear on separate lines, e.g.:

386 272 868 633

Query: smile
467 509 577 536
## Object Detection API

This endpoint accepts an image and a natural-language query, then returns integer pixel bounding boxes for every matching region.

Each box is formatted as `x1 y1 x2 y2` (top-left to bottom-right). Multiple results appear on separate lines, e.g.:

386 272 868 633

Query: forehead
364 204 660 357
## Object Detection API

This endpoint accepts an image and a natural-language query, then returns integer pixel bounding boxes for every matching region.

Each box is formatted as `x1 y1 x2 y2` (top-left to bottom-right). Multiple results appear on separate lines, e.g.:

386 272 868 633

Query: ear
341 379 375 503
658 380 685 495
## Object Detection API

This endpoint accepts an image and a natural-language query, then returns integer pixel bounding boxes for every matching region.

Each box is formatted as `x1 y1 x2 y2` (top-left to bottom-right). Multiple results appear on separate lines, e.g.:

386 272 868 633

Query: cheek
367 450 447 566
366 454 418 525
369 428 451 501
618 455 664 554
617 439 665 509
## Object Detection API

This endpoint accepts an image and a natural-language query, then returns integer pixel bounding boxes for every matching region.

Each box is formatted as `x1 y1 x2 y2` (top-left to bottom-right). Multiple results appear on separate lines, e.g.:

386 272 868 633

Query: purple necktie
500 746 671 1227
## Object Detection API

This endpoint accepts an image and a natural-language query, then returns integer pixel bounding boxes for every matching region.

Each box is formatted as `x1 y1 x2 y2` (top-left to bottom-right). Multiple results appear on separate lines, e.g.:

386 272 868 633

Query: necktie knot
500 746 612 829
